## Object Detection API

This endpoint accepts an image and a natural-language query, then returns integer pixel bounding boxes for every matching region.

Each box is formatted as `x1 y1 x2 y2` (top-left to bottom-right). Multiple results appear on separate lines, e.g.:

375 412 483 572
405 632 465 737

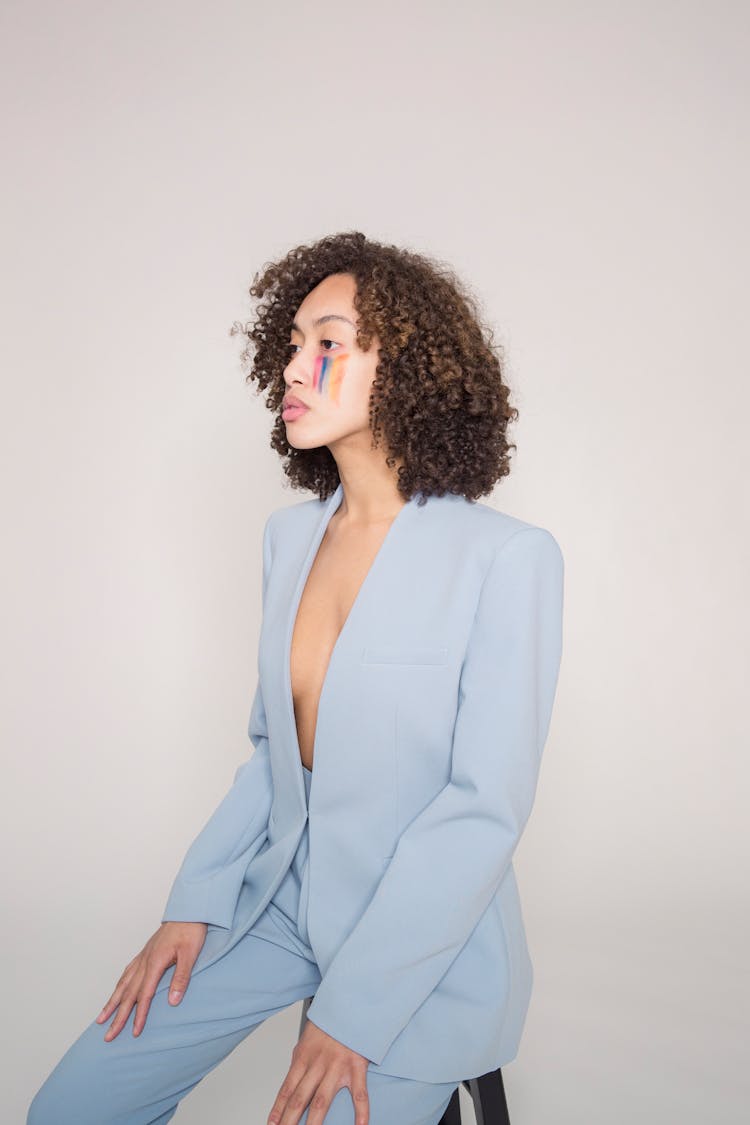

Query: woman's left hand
267 1019 370 1125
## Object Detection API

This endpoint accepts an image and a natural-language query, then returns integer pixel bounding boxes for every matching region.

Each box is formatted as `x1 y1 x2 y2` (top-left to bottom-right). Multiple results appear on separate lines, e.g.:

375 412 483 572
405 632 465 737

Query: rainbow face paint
313 351 348 405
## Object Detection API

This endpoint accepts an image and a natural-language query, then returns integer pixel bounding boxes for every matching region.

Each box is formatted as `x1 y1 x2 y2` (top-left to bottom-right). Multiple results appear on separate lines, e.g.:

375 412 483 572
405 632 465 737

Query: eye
286 339 340 356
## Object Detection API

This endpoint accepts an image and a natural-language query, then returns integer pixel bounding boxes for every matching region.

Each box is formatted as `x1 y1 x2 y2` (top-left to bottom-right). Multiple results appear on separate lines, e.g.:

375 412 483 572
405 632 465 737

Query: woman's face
282 272 380 451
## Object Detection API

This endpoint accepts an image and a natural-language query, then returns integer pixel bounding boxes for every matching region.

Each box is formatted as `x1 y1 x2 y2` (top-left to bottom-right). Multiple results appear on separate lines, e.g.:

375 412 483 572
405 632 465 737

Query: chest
289 516 399 768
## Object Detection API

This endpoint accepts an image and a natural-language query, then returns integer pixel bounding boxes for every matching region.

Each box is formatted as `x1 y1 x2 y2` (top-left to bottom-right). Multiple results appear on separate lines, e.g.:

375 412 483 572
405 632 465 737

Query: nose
285 348 313 386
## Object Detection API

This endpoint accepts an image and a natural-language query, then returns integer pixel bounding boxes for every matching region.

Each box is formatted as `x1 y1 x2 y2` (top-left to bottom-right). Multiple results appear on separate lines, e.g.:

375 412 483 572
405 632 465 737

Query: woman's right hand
95 921 208 1042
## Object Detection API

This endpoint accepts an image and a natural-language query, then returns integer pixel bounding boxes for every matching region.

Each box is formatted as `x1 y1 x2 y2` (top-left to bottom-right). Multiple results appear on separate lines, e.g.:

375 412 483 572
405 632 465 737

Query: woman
27 231 564 1125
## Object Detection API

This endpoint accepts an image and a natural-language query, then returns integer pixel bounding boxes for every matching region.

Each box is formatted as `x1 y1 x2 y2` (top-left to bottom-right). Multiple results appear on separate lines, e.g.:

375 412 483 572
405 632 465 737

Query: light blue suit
160 482 565 1084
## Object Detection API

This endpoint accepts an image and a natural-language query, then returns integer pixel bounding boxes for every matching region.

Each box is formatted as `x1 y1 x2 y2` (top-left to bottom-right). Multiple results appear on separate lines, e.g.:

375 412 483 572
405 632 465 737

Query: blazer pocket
362 645 449 666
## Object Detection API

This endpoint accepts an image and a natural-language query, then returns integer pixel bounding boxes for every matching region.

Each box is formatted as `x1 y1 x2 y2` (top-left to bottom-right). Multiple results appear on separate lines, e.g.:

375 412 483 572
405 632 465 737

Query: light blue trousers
27 767 459 1125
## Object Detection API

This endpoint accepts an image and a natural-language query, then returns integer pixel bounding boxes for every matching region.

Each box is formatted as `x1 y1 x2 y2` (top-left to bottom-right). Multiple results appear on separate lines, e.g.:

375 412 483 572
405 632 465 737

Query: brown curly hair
229 230 518 505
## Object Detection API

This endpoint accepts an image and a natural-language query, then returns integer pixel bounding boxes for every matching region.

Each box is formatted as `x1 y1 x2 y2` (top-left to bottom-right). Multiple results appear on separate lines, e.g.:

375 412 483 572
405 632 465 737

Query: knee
26 1080 57 1125
26 1048 96 1125
27 1070 104 1125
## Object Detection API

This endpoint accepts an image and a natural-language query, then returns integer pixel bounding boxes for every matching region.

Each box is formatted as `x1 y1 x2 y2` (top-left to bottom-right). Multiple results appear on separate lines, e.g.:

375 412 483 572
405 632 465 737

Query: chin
286 420 350 450
286 431 329 451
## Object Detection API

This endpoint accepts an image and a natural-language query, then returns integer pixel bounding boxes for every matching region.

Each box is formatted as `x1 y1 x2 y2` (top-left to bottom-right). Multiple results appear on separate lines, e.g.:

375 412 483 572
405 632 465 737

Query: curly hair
229 230 518 505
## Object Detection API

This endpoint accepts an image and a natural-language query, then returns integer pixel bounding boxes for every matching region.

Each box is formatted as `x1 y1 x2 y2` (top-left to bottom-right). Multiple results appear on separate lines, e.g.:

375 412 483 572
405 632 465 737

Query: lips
282 397 310 422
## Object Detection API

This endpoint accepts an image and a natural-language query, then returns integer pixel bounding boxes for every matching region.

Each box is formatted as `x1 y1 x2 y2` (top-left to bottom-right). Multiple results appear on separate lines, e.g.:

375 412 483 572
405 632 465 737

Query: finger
103 969 144 1042
95 968 136 1024
266 1060 315 1125
103 989 137 1042
306 1069 369 1125
132 944 197 1036
300 1079 339 1125
95 993 120 1024
131 948 179 1036
167 948 196 1006
131 977 158 1038
349 1074 370 1125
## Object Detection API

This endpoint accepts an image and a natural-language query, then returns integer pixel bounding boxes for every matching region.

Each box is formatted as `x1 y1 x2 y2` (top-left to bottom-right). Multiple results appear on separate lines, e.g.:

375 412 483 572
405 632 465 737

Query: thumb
168 950 196 1005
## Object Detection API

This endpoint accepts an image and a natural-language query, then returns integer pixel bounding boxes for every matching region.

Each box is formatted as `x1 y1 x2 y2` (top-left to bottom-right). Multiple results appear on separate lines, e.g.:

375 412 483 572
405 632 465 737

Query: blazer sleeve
305 525 564 1064
160 513 276 930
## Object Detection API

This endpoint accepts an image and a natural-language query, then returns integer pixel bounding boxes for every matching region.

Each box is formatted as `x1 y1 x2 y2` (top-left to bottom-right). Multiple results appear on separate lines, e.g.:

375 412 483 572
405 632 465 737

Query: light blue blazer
162 482 564 1083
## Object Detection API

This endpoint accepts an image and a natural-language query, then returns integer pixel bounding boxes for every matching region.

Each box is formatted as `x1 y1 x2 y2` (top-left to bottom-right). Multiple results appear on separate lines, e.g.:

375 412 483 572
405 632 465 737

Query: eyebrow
290 314 356 333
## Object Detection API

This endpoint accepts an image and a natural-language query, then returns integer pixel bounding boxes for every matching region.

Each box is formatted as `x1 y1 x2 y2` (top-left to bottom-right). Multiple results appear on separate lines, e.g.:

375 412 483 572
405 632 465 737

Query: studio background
1 1 747 1122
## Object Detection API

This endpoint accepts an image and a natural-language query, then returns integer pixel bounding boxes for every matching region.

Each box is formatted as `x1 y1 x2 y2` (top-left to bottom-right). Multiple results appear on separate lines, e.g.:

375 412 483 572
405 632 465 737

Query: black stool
298 996 510 1124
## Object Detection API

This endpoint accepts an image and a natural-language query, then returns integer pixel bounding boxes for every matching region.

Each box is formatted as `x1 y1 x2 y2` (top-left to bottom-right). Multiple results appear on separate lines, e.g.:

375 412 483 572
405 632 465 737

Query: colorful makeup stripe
313 352 348 404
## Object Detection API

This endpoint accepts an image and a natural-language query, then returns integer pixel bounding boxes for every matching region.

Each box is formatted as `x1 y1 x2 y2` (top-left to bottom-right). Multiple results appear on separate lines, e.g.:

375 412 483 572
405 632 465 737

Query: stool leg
468 1069 511 1125
437 1084 463 1124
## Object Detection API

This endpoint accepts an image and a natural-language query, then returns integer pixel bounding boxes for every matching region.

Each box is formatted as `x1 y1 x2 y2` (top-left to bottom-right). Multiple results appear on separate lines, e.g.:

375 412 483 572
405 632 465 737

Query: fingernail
169 989 182 1003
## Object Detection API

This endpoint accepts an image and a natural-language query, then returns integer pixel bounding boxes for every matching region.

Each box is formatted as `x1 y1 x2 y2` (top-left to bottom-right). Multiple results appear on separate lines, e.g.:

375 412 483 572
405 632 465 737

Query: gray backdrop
2 1 747 1122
